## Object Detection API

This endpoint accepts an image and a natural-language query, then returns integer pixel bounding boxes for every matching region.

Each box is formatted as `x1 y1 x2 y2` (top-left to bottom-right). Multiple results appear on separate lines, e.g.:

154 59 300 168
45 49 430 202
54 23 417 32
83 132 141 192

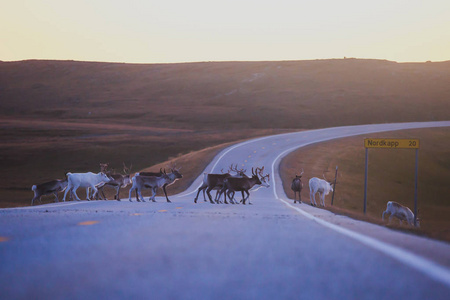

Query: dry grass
280 128 450 242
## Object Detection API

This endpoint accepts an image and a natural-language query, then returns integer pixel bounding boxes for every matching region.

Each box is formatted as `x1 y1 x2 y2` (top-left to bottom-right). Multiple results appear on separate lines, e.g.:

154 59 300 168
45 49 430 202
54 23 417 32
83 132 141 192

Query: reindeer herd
194 165 270 205
30 163 271 206
30 162 418 227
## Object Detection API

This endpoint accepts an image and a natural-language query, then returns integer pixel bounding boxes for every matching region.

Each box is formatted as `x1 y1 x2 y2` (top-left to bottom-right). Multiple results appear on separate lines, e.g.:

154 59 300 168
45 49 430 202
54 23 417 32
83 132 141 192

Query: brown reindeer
291 169 304 204
195 172 231 204
129 168 182 202
95 163 133 201
31 178 68 205
219 167 270 205
194 164 247 204
128 168 165 201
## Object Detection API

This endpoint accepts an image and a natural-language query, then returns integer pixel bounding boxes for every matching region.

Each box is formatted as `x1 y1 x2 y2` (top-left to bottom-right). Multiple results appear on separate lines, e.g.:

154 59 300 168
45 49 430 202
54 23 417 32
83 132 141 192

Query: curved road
1 121 449 299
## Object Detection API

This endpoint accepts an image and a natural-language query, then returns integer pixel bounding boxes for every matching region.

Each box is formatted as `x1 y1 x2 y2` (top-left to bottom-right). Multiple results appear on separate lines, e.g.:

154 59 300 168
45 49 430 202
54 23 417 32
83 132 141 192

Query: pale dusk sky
1 0 449 63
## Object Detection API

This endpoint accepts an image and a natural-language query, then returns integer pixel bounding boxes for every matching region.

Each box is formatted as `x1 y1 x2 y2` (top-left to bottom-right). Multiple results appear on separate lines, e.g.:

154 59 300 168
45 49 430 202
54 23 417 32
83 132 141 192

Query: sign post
331 166 338 206
363 138 420 224
364 148 368 214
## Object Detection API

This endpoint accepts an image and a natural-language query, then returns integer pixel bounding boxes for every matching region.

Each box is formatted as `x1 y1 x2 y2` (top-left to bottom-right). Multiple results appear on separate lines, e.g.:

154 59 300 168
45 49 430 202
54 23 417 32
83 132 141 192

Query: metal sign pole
331 166 338 206
364 148 368 215
414 148 419 226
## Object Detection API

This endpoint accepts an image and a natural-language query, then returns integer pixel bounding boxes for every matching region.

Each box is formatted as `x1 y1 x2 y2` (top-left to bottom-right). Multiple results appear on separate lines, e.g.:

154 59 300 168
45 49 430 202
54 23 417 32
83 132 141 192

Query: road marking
78 221 99 226
176 207 183 209
278 197 450 288
158 210 168 212
3 201 87 210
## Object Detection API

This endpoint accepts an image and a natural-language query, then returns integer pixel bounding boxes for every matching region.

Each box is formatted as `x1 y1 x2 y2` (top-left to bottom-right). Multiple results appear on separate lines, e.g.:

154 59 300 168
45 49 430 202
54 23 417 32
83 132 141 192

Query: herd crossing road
1 121 450 299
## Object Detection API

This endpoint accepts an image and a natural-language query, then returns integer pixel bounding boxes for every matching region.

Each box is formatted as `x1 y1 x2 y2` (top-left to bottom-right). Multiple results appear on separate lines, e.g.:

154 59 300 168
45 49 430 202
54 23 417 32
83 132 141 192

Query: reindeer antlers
123 162 132 175
167 161 181 171
229 164 246 175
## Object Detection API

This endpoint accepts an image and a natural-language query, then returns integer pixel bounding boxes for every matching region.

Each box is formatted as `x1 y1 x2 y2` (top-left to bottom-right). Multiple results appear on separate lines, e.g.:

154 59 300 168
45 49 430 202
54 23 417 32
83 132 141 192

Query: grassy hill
1 59 449 129
0 59 449 211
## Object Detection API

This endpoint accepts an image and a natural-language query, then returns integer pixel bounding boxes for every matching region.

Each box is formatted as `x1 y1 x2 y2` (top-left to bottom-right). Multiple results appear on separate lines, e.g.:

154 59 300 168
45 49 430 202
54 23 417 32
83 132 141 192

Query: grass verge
280 127 450 242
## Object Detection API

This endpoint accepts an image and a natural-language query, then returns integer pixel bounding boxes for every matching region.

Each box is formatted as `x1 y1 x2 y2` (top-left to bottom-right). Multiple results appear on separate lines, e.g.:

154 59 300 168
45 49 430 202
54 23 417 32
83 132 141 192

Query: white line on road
277 197 450 288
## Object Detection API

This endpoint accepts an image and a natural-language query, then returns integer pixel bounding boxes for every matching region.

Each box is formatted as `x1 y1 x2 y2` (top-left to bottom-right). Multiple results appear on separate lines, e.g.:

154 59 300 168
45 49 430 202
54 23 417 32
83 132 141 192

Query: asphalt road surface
1 121 450 299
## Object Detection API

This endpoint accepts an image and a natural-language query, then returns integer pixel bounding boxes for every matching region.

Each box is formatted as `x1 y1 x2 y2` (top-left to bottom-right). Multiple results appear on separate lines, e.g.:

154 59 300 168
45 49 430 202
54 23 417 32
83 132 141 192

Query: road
1 121 450 299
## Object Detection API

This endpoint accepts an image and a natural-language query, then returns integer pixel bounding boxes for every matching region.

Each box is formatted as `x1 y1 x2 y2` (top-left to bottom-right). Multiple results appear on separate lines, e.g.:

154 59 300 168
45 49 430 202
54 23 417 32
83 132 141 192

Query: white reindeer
63 172 112 201
309 177 333 207
382 201 419 227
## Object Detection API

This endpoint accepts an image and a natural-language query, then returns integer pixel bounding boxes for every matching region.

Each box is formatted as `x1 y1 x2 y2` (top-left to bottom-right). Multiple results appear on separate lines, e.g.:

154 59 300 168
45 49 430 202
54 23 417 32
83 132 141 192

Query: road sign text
364 138 419 149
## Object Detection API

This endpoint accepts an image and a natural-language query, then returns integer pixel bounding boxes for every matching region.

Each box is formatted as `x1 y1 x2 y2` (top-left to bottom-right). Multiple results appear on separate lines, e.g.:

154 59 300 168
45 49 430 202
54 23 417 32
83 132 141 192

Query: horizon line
1 57 449 65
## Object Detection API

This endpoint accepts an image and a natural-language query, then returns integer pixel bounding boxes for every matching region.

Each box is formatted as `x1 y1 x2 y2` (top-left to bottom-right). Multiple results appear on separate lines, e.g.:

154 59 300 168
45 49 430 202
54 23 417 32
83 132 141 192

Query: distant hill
1 59 449 130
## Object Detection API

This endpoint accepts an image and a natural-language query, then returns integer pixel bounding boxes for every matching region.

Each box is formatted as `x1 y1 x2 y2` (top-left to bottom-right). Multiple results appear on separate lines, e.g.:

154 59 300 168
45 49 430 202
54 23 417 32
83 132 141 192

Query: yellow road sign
364 138 419 149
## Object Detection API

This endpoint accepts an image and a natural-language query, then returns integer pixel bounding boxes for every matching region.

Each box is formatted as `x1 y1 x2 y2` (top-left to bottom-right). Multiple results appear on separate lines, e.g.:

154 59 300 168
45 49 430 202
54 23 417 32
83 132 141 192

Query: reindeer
382 201 419 227
63 172 112 201
309 175 334 207
219 167 270 205
127 169 166 202
128 168 182 202
194 172 231 204
194 164 247 204
291 169 304 204
31 178 68 206
95 163 133 201
129 168 171 202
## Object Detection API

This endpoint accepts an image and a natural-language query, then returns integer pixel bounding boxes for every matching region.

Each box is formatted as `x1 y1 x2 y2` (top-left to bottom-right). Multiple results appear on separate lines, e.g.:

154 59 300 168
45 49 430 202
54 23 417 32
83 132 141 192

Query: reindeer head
167 162 183 179
260 173 270 188
123 162 132 175
253 166 270 188
295 168 304 178
171 168 183 179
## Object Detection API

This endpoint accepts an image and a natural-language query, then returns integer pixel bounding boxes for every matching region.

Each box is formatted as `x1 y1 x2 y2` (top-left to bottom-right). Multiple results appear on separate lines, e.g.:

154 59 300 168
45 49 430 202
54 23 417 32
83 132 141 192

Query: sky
1 0 449 63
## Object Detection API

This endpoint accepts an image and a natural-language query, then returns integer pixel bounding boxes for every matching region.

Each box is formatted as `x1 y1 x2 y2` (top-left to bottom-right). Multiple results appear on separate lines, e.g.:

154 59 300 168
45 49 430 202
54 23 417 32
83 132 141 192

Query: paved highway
1 122 450 299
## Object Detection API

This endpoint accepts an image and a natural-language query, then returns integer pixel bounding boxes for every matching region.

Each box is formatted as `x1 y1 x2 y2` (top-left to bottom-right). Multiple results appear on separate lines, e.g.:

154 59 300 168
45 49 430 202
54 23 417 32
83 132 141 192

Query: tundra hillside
0 59 449 208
